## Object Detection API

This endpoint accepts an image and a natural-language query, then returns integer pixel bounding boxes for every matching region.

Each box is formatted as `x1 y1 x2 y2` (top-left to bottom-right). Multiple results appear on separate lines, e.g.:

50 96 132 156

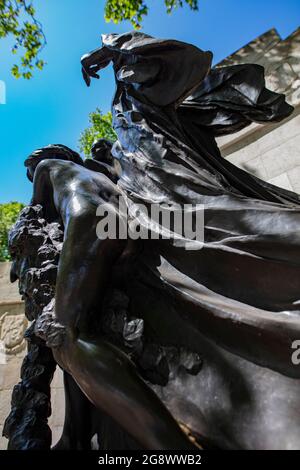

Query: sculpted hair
91 139 113 164
24 144 84 181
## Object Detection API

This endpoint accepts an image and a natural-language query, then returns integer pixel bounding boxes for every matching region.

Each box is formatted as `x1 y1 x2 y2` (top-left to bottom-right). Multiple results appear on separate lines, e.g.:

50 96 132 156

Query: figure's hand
81 63 100 87
81 47 112 87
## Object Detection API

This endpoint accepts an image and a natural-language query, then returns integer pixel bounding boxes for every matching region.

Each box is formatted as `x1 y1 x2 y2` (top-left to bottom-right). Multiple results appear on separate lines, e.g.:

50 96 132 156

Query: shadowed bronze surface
4 31 300 450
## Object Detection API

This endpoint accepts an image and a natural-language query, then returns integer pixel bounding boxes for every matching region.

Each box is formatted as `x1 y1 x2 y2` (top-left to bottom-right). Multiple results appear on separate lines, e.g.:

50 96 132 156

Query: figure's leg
54 336 195 450
52 371 93 450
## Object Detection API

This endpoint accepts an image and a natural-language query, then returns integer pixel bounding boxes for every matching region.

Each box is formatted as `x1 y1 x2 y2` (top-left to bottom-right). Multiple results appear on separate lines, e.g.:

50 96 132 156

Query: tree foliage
0 0 46 79
0 0 199 78
105 0 198 28
0 201 24 261
79 108 117 158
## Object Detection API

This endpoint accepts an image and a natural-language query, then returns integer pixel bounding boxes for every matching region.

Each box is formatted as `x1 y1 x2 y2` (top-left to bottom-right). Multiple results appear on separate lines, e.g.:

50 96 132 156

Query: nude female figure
23 145 194 450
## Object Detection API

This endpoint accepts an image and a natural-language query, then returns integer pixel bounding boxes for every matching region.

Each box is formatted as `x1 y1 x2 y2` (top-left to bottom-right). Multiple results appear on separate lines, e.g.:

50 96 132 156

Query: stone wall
217 27 300 191
219 106 300 192
0 262 26 450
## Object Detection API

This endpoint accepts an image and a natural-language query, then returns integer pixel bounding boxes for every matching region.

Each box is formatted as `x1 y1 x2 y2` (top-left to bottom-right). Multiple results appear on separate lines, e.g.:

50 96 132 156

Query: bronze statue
4 32 300 450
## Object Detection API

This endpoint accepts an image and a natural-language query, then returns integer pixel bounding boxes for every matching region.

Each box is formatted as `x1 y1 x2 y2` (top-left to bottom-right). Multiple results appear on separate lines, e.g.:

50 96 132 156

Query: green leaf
0 0 46 79
79 109 117 158
104 0 198 28
11 64 21 78
0 202 25 261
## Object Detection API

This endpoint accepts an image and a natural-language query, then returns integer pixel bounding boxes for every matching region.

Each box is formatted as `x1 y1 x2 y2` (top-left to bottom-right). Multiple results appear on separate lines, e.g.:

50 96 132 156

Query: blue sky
0 0 299 204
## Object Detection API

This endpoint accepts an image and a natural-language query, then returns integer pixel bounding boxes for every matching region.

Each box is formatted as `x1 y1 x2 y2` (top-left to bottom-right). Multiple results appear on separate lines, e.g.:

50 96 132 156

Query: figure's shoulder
34 158 119 202
35 158 79 175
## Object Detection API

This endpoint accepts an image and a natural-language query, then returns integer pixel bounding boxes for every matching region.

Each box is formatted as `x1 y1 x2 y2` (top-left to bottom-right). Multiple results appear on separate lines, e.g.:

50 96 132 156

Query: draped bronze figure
4 32 300 450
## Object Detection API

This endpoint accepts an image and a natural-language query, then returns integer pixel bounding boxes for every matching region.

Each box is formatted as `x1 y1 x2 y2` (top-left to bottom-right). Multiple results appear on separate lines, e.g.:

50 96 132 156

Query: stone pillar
0 262 26 449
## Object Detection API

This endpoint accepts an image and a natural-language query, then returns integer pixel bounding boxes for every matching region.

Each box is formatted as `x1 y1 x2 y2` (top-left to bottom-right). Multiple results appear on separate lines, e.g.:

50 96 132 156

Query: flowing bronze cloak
82 32 300 448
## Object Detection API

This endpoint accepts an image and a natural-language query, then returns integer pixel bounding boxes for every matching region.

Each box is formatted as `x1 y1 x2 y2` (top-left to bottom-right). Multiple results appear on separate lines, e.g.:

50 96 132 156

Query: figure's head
91 139 113 165
25 144 84 182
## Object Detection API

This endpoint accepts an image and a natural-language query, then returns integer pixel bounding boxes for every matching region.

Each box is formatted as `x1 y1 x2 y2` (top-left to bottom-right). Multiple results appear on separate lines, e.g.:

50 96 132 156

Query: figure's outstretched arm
81 47 112 87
